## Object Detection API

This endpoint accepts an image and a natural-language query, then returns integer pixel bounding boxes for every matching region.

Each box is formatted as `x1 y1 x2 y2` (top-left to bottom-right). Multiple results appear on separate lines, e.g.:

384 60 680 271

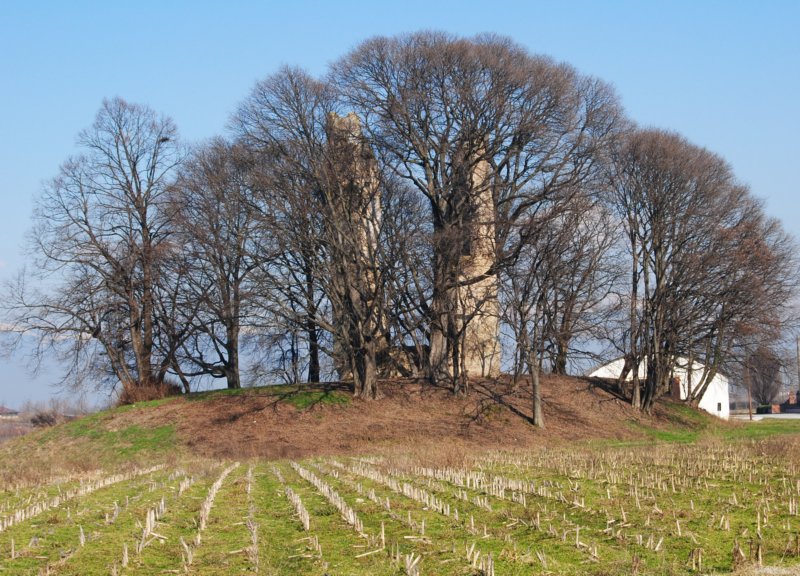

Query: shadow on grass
184 381 353 425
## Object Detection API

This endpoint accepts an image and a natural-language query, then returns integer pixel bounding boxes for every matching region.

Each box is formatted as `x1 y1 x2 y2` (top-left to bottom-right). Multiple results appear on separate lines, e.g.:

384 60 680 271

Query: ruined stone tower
456 148 501 377
326 113 500 379
326 112 382 255
325 112 388 377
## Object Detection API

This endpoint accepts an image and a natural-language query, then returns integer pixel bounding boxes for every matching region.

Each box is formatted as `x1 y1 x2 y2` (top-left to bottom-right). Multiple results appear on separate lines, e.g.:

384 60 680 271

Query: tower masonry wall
458 152 501 377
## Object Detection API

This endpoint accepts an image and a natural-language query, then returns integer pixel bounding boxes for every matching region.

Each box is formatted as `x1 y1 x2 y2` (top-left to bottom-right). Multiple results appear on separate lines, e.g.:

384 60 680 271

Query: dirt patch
105 374 674 460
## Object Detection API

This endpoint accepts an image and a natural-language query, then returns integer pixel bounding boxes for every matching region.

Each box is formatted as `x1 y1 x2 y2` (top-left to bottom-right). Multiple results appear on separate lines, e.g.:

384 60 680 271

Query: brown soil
108 374 680 461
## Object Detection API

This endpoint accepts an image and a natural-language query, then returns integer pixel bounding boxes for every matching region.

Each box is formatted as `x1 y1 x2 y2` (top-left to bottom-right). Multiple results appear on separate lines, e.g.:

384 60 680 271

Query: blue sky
0 0 798 407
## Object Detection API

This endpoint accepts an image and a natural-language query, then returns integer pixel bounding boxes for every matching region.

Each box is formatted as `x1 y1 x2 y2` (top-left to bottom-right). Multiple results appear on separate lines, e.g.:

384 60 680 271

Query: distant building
0 406 19 420
589 357 730 419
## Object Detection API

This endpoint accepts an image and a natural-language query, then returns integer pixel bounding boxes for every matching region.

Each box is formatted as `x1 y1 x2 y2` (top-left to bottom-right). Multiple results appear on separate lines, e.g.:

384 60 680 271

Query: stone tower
456 147 501 377
325 112 382 255
325 112 388 377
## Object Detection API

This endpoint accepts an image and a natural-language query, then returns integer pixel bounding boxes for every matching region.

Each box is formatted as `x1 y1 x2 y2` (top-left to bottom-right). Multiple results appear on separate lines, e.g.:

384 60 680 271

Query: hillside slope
1 374 724 478
119 374 651 460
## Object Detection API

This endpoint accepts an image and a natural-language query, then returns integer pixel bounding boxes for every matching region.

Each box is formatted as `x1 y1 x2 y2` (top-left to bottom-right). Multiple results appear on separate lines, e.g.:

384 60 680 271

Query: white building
589 357 730 419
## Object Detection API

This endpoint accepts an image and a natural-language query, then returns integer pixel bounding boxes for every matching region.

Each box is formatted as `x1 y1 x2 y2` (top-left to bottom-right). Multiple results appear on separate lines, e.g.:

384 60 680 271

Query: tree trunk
631 367 641 409
305 268 321 383
226 325 241 389
226 366 241 389
531 358 544 428
553 339 569 375
427 228 457 384
306 319 320 383
139 215 156 388
629 229 641 409
129 310 153 388
428 301 451 383
353 342 378 400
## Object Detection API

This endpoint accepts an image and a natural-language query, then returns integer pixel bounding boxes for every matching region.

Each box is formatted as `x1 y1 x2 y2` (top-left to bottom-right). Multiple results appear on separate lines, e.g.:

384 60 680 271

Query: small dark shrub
117 380 183 406
30 410 60 427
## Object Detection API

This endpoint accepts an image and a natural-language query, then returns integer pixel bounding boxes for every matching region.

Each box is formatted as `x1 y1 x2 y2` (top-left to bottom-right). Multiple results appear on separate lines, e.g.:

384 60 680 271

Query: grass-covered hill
2 375 800 575
0 375 735 477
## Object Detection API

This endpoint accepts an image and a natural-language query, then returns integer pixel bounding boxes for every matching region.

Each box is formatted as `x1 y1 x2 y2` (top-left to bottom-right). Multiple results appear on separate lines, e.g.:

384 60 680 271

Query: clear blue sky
1 0 798 407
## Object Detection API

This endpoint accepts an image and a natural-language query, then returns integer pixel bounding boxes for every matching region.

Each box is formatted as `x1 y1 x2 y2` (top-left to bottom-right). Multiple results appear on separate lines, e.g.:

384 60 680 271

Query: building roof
0 405 19 415
588 356 728 382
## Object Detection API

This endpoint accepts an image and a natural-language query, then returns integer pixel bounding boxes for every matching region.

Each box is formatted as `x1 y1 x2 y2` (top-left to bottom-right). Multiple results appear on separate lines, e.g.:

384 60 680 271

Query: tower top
327 112 362 144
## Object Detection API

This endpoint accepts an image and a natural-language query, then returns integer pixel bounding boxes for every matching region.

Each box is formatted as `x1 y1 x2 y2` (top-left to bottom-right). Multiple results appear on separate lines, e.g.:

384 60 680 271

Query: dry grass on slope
104 374 672 461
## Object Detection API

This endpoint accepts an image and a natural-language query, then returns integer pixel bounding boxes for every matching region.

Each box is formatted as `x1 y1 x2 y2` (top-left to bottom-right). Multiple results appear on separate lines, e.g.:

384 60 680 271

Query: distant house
0 406 19 420
589 357 730 420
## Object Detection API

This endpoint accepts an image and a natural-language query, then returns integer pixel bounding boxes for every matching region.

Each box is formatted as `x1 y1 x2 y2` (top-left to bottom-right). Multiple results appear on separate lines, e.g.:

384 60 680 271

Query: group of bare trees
606 130 798 412
4 32 798 417
4 99 183 398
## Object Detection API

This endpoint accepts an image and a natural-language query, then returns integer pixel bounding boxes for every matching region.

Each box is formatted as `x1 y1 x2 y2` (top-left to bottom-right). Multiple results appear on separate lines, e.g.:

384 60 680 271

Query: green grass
58 415 175 457
282 389 350 409
184 386 255 400
627 420 700 443
2 381 353 489
21 382 350 472
662 400 712 426
115 397 176 410
3 434 800 574
35 399 172 443
108 425 176 457
252 465 322 575
0 466 179 575
721 417 800 440
625 402 800 445
622 401 715 444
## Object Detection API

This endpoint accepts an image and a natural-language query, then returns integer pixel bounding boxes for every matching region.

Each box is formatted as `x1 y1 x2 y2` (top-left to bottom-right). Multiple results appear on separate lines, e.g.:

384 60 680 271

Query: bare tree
4 98 183 399
234 67 331 385
170 139 264 389
501 189 621 426
501 217 552 426
333 32 622 390
609 129 727 411
380 181 432 377
745 346 784 405
318 112 387 398
537 193 621 375
684 196 800 406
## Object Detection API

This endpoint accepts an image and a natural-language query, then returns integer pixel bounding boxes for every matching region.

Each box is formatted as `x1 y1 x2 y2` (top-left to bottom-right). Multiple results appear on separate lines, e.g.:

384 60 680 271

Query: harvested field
2 376 800 574
1 440 800 574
